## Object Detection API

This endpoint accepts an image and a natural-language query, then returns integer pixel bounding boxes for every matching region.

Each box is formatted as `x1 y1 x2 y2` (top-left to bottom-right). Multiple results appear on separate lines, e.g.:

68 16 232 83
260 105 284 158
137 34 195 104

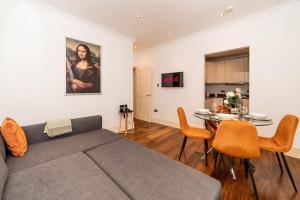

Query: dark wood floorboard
124 119 300 200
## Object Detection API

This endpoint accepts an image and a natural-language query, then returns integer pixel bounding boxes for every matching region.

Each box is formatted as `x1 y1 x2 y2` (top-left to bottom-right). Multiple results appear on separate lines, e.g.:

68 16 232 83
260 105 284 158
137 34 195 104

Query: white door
135 68 151 122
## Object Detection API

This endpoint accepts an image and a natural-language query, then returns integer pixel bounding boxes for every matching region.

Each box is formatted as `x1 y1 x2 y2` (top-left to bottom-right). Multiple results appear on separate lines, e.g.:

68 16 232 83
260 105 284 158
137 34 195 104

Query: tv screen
161 72 184 87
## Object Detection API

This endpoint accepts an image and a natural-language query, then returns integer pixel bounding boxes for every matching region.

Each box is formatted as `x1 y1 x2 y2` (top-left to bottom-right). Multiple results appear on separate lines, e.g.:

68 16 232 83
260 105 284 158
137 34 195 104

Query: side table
119 110 134 136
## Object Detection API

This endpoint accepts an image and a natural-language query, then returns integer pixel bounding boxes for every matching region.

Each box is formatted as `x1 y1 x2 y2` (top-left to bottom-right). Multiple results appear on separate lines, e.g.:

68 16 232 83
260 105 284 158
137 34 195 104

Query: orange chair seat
182 127 211 139
259 136 286 153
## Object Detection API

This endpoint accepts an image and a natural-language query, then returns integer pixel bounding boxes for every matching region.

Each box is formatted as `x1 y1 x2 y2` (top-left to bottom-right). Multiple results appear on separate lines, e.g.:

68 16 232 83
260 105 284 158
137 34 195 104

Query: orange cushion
1 118 27 156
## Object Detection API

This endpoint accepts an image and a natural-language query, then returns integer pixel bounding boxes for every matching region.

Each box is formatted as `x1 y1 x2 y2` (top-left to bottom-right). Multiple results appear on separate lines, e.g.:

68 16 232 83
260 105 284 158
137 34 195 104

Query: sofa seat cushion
3 152 130 200
6 129 121 173
86 139 221 200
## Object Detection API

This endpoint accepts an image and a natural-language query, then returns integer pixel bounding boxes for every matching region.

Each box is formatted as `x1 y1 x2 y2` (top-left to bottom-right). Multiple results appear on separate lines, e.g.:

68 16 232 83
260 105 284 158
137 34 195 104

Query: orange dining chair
259 114 299 192
213 120 261 199
177 107 211 165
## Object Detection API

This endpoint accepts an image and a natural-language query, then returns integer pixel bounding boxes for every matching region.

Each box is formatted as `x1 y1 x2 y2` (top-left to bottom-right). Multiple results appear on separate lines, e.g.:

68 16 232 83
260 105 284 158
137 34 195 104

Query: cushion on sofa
22 115 102 145
6 129 122 173
1 118 27 157
0 133 6 160
3 152 130 200
86 139 221 200
0 155 8 198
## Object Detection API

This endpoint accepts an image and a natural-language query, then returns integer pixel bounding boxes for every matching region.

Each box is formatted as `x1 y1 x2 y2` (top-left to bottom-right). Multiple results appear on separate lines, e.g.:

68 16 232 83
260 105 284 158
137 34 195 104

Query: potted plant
224 88 242 108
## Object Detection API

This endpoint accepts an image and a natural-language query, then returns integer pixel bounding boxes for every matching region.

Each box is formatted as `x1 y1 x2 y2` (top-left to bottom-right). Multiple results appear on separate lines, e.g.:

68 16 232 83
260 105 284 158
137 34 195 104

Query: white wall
0 0 134 129
135 1 300 148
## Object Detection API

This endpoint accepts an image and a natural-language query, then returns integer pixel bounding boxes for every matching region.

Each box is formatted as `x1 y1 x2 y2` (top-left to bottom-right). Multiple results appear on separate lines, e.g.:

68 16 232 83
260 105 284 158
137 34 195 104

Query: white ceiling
36 0 291 49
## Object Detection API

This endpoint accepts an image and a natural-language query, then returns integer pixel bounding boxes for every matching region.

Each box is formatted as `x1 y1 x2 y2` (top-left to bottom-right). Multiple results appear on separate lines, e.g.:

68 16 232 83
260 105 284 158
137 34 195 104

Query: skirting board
151 118 204 129
108 124 135 134
107 127 120 133
286 148 300 159
152 118 300 159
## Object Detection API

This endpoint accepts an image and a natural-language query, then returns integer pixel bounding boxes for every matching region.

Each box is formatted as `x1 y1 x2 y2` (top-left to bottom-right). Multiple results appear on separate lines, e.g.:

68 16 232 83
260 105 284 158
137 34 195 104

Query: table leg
226 156 237 180
131 112 134 130
200 148 214 160
119 114 122 133
125 113 128 136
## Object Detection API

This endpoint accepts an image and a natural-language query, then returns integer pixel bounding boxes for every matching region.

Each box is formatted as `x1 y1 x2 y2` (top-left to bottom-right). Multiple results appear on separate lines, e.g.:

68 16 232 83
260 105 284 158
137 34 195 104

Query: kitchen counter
205 96 249 99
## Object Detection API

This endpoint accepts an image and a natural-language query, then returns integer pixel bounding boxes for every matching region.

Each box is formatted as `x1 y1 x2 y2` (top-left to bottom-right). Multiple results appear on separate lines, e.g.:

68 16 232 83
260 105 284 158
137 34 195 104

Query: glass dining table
193 111 273 179
193 112 273 126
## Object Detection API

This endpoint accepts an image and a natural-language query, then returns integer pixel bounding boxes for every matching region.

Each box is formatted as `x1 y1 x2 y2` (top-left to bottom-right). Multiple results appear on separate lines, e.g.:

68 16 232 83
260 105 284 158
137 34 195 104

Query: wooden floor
125 119 300 200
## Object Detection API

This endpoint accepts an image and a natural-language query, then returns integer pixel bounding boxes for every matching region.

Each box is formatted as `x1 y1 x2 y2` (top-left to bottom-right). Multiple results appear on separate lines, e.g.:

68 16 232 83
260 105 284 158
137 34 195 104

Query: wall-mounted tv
161 72 184 87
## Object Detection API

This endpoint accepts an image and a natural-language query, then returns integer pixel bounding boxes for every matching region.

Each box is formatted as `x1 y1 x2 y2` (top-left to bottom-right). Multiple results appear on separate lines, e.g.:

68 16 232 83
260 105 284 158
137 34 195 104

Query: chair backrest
273 114 299 152
177 107 189 132
212 120 260 159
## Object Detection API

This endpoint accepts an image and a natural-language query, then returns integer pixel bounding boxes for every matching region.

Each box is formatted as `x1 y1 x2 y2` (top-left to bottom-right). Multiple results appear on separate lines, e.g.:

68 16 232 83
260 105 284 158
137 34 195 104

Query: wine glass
238 105 248 118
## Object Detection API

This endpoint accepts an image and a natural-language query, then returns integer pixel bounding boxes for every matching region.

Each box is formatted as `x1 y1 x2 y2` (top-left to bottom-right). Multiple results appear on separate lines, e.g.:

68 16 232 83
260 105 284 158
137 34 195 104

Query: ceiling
36 0 291 49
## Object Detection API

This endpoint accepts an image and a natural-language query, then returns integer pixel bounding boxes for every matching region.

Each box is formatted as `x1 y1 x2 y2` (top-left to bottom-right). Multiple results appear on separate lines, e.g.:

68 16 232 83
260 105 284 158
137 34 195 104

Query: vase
230 104 237 108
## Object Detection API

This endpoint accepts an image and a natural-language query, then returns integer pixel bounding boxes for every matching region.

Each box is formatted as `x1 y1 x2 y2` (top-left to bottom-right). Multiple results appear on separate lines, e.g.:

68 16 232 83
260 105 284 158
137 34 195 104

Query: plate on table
196 109 212 115
246 113 270 120
215 113 237 120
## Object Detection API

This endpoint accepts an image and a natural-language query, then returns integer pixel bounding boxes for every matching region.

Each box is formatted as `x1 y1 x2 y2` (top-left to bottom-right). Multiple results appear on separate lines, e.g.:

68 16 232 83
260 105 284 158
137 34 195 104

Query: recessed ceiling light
224 6 233 13
219 6 233 17
135 15 142 19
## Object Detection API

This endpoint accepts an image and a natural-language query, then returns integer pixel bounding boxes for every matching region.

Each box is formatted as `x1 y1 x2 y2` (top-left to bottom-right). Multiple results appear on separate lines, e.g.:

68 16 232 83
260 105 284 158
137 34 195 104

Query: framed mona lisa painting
66 37 101 94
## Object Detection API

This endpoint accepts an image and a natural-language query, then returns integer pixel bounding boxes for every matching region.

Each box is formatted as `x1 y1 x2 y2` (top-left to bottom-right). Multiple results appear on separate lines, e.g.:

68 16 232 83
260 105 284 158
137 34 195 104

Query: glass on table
238 105 248 118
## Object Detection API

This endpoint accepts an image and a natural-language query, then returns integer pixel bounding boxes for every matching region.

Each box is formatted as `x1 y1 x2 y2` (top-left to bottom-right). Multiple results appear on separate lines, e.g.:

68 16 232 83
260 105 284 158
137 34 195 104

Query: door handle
146 94 151 97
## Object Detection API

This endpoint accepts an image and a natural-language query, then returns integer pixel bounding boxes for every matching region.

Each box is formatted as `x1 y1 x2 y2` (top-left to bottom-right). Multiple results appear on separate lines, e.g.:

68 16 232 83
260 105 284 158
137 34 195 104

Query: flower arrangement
224 88 242 107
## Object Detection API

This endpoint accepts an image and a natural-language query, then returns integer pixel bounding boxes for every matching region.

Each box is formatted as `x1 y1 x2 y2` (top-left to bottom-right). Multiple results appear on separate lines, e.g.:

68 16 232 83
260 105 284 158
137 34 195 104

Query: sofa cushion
3 153 130 200
0 133 6 160
86 139 221 200
6 129 121 173
1 118 28 157
23 115 102 145
0 155 8 198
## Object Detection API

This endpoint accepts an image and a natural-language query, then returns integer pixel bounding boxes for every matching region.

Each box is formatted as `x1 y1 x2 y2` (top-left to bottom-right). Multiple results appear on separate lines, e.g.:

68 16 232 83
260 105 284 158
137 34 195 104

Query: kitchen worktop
205 94 249 99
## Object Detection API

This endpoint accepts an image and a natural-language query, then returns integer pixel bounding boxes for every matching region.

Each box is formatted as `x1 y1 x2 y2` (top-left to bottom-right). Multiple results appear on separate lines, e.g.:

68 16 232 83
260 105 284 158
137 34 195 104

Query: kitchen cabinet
242 99 249 109
205 62 217 83
205 61 224 83
216 61 225 83
205 98 224 110
244 57 249 83
224 57 245 83
205 57 249 84
205 98 249 111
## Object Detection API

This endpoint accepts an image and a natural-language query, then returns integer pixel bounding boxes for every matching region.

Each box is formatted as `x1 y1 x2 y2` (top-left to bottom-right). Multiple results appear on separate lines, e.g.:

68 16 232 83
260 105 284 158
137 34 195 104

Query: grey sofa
0 115 221 200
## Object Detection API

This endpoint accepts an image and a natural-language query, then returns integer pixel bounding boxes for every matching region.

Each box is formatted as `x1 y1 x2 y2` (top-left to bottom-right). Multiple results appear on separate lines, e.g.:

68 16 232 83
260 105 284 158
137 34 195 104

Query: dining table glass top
193 112 273 126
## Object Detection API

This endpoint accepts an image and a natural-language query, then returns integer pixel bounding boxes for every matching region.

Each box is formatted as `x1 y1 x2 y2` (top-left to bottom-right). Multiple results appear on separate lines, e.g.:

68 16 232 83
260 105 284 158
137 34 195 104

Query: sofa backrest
0 134 6 160
0 154 8 198
22 115 102 145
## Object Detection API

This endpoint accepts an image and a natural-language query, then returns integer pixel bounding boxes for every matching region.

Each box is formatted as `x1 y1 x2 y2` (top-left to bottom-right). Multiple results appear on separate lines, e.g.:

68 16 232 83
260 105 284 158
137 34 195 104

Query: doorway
204 47 250 110
133 67 152 122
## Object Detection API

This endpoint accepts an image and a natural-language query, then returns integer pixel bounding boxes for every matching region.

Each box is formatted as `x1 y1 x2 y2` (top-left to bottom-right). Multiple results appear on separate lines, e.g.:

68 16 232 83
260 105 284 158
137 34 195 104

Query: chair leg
244 159 249 178
204 139 208 166
246 159 259 199
214 151 219 169
281 153 298 192
275 152 283 173
179 136 187 160
214 153 222 178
